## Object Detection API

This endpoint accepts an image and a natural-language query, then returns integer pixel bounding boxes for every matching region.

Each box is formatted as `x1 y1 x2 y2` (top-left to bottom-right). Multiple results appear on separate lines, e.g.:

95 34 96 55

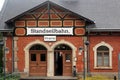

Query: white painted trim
93 41 113 68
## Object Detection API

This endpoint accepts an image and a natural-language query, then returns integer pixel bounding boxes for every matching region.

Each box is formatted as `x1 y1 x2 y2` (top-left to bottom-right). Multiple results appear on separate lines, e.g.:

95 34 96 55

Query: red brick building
0 0 120 78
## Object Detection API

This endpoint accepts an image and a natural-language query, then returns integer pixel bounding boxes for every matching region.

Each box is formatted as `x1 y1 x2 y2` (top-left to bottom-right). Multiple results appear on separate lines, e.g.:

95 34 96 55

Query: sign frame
27 27 74 36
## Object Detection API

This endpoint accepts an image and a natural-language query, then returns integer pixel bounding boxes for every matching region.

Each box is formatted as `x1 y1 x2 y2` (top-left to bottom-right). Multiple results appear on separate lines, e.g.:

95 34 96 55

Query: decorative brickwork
63 20 73 27
15 21 25 27
74 28 85 35
50 20 62 27
15 28 26 36
75 20 85 27
50 14 60 19
38 21 49 27
14 4 87 36
27 21 37 27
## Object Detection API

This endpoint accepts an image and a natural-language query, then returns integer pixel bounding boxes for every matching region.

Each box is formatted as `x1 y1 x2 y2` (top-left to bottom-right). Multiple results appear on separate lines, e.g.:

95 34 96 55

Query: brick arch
23 40 50 75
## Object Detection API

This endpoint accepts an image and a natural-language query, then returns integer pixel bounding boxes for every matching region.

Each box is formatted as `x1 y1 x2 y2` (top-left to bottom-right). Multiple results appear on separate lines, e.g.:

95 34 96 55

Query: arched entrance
29 44 47 76
54 44 72 76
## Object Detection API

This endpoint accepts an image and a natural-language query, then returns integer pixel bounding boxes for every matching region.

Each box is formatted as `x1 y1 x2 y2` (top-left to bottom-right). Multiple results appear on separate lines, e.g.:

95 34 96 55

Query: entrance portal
54 44 72 76
29 44 47 76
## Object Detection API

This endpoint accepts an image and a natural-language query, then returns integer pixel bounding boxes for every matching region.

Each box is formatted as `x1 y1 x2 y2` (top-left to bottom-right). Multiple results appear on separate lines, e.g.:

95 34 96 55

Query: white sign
27 27 73 35
44 36 56 41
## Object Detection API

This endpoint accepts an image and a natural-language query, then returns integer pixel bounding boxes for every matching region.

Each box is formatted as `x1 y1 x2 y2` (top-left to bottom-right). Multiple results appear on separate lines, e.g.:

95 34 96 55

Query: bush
81 75 110 80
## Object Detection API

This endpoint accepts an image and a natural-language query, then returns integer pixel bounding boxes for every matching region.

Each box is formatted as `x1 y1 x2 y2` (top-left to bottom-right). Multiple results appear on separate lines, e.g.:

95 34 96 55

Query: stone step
20 76 77 80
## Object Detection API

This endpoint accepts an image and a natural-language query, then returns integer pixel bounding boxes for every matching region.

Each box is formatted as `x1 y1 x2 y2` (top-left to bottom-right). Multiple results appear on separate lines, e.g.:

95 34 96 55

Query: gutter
0 29 13 32
86 28 120 32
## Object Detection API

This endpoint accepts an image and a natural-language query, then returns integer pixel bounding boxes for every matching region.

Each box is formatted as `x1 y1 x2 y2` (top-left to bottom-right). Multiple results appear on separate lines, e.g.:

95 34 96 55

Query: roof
0 0 120 32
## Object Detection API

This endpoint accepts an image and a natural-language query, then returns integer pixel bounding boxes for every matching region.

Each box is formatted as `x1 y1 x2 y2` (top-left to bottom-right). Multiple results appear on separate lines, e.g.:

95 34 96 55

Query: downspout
12 31 14 73
2 33 6 80
87 28 90 76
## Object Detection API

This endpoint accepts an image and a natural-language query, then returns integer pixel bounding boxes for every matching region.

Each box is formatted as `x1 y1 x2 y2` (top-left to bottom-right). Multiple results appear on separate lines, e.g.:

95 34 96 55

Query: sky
0 0 5 11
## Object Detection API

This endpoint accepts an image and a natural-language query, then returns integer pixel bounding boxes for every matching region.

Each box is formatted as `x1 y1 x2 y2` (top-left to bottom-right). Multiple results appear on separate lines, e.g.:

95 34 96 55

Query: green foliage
81 75 110 80
0 73 20 80
0 46 3 67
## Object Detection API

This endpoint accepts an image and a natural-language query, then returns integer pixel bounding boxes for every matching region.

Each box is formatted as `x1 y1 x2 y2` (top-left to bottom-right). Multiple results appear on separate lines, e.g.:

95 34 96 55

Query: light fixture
79 47 83 55
84 41 89 46
78 41 89 55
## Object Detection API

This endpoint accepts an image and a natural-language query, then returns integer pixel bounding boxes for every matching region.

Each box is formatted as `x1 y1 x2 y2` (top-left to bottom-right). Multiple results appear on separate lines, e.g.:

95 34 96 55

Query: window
93 41 113 69
65 54 71 62
40 54 46 61
97 46 109 67
31 54 36 61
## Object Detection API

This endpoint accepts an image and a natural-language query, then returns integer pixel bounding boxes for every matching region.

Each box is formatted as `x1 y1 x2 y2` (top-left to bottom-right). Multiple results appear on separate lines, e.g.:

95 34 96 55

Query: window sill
94 67 112 70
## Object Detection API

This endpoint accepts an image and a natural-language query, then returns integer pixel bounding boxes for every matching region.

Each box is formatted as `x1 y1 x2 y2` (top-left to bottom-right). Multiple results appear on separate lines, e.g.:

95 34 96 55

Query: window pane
55 44 72 50
65 54 71 62
97 52 102 66
30 45 47 50
31 54 36 61
97 46 109 51
104 52 109 66
40 54 46 61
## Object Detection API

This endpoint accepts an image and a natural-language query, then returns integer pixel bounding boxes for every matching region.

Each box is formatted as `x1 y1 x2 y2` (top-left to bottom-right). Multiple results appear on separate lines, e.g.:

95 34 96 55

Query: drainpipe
12 32 14 73
83 22 90 79
87 29 90 76
83 36 89 80
83 21 88 80
1 32 6 80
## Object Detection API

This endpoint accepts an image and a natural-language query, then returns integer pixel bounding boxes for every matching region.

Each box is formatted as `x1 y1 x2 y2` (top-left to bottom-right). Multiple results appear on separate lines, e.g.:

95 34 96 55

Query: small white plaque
66 60 70 62
44 36 56 42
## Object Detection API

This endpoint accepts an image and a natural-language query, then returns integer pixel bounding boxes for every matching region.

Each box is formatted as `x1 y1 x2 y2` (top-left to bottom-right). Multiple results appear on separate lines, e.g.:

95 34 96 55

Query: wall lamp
79 47 83 55
78 41 89 55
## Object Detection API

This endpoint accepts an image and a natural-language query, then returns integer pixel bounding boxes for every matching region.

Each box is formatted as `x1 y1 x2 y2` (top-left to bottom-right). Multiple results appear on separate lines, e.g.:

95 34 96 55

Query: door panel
63 51 72 76
54 50 72 76
29 50 47 76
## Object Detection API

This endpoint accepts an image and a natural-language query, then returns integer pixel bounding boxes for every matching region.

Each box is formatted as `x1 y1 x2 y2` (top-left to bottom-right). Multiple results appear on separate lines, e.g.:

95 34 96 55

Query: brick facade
89 36 120 72
6 33 120 77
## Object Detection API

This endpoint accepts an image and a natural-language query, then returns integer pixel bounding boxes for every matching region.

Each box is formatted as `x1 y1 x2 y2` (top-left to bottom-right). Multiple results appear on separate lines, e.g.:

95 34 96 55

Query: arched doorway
54 44 72 76
29 44 47 76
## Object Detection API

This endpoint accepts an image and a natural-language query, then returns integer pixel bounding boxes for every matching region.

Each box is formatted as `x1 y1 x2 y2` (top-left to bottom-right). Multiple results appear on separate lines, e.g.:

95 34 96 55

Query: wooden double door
29 50 72 76
29 50 47 76
54 50 72 76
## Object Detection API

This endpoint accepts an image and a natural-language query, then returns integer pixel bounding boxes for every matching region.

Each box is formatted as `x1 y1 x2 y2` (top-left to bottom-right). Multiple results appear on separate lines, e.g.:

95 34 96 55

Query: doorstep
20 76 77 80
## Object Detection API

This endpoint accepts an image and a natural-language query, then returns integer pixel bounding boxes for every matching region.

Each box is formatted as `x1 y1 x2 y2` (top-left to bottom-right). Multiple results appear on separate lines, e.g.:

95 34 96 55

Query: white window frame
93 41 113 69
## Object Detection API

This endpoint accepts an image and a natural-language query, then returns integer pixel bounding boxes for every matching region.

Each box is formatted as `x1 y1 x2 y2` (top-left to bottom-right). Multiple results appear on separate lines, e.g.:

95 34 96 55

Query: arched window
30 44 47 50
93 41 113 69
97 46 109 67
54 44 72 50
